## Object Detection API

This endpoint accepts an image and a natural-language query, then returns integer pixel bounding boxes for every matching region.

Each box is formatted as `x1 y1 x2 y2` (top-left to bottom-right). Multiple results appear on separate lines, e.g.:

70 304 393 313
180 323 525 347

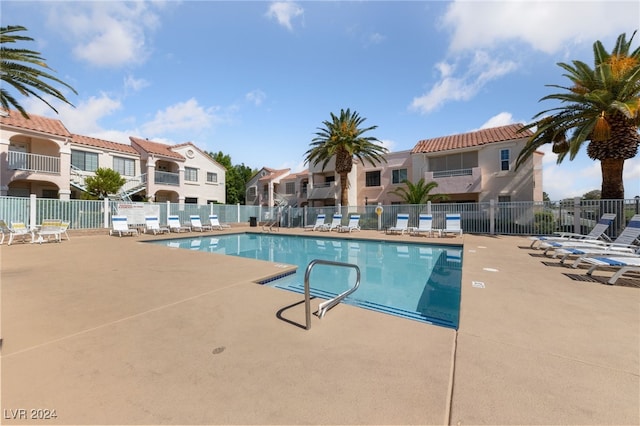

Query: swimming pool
150 233 462 329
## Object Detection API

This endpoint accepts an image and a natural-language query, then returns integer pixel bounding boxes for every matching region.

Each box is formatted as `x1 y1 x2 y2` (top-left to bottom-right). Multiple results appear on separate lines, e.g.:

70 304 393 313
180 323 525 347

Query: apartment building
248 124 543 206
0 110 226 204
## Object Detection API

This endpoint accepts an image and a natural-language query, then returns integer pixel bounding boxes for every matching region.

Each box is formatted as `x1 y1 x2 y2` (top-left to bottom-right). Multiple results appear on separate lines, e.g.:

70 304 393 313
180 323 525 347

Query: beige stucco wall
171 145 226 204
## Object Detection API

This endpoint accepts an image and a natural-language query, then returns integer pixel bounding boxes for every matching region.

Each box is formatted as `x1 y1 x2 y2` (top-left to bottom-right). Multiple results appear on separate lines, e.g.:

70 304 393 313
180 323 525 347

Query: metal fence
0 195 638 237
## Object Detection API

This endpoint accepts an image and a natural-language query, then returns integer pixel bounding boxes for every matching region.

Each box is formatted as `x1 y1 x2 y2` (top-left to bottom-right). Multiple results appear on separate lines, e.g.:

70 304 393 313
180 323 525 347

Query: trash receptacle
249 216 257 227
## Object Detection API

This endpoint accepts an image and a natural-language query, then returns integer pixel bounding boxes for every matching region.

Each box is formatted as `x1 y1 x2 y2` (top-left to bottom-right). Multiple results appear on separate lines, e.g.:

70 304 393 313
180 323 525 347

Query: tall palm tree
389 178 449 204
515 31 640 200
1 25 77 118
305 108 388 206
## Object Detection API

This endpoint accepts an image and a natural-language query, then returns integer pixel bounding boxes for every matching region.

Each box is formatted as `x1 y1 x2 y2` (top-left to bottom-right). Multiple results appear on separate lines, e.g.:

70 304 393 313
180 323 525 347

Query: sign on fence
116 203 160 226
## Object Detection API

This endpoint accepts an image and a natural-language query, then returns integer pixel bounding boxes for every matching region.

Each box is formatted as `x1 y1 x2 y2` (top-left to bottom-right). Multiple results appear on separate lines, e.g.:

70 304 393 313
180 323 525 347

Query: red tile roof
258 167 290 182
129 136 185 160
71 134 139 155
412 124 532 154
0 109 71 138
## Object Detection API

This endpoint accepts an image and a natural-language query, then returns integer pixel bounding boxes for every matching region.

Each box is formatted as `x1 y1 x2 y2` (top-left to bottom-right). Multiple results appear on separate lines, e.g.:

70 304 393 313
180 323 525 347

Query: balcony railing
154 171 179 185
433 168 473 178
307 182 338 200
8 151 60 174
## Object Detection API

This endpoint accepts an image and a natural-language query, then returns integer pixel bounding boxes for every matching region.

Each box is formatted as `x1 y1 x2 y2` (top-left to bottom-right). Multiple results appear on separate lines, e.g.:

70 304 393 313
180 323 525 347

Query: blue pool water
149 233 462 329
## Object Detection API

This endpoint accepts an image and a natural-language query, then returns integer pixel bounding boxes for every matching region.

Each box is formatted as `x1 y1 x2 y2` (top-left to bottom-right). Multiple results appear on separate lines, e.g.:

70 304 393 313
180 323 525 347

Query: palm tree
515 31 640 200
1 25 77 118
389 178 449 204
305 108 388 206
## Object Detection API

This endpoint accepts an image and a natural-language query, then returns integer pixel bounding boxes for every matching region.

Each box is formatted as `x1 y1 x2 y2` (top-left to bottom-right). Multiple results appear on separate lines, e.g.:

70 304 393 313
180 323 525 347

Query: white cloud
266 1 304 31
410 51 517 114
246 90 266 106
442 1 639 54
48 2 162 68
479 112 515 129
124 75 150 93
140 98 221 136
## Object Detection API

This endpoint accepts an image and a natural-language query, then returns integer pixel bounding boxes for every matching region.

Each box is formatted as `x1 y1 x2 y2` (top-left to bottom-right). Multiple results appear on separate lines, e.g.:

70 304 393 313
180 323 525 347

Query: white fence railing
0 195 638 237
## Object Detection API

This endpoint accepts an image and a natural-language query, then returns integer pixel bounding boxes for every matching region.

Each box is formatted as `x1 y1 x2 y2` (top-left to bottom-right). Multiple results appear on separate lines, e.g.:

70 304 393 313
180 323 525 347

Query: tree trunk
339 172 349 206
600 158 625 199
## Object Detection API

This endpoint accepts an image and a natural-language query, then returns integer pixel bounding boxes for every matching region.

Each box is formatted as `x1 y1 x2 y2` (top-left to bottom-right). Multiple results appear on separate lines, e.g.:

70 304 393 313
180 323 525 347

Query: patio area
1 227 638 425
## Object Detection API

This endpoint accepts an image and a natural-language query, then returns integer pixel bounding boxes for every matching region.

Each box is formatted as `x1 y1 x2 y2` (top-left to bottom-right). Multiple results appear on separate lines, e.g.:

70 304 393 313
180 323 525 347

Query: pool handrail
303 259 361 330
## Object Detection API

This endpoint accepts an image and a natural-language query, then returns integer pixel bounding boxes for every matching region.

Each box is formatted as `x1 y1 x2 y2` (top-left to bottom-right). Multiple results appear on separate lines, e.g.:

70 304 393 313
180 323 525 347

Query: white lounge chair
35 219 64 243
320 214 342 232
387 213 410 235
109 216 139 237
558 245 640 268
168 215 191 233
304 214 326 231
581 255 640 285
208 214 231 230
541 214 640 256
190 215 212 232
59 221 70 241
0 220 12 245
442 214 463 237
410 214 441 237
145 216 170 235
529 213 616 248
7 221 33 245
338 214 361 233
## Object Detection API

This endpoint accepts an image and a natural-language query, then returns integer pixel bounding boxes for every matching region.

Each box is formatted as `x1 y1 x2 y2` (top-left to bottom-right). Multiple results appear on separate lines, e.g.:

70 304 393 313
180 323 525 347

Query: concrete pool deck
1 227 638 425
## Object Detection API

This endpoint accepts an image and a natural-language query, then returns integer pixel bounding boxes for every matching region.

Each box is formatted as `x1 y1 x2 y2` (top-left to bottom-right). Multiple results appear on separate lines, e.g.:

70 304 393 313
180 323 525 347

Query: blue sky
3 0 639 201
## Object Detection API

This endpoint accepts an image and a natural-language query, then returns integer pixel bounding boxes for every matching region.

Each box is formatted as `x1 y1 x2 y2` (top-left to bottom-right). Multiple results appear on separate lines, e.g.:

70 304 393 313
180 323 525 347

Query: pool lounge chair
208 214 231 230
145 216 170 235
109 216 139 237
529 213 616 249
338 214 361 233
304 214 326 231
541 214 640 256
581 255 640 285
320 214 342 232
387 214 410 235
7 221 33 245
189 215 212 232
558 245 640 268
35 219 64 243
410 214 441 237
59 221 70 241
442 214 463 237
168 215 191 233
0 220 12 245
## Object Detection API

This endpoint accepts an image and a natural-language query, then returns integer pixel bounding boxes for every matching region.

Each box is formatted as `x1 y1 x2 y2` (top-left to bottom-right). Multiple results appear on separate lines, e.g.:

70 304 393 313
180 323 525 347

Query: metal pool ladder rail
303 259 361 330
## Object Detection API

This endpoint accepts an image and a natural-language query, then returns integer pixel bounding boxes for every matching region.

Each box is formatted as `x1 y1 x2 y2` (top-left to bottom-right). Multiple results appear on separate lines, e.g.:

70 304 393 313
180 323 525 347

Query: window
365 171 381 187
42 189 58 199
113 157 135 176
392 168 407 184
500 149 510 171
185 197 198 204
71 150 98 172
206 172 218 183
498 195 511 203
184 167 198 182
285 182 295 194
429 152 478 171
248 187 256 198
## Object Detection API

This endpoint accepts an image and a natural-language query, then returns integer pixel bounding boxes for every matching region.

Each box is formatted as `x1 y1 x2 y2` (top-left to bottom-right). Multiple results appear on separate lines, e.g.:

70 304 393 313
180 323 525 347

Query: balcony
154 171 179 185
307 182 338 200
425 167 482 194
8 151 60 174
